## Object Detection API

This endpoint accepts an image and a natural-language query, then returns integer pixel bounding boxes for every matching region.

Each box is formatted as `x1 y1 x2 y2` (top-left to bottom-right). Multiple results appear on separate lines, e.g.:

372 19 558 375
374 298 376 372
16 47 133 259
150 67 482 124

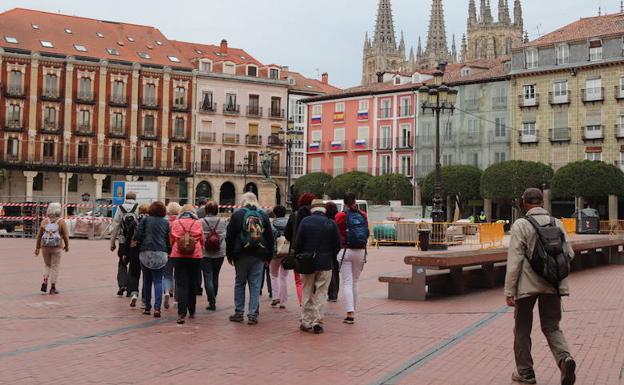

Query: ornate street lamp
418 62 458 251
283 120 303 208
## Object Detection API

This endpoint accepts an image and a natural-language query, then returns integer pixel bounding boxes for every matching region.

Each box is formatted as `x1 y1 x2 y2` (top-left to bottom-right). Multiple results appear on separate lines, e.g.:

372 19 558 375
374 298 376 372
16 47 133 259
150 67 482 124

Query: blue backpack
345 209 369 248
240 207 267 251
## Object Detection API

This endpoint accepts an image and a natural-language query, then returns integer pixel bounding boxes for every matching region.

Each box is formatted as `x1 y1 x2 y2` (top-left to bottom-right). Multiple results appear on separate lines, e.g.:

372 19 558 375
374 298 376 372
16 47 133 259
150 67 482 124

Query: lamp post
418 62 458 251
283 119 302 208
238 155 249 191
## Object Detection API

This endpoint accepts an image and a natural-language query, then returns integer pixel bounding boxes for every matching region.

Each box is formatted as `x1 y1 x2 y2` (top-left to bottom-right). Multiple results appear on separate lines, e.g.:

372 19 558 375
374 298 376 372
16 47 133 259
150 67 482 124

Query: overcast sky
1 0 609 88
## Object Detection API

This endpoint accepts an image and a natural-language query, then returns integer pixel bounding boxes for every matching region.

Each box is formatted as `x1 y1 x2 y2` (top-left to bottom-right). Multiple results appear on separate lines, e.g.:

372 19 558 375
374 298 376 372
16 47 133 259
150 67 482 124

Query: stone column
63 61 74 132
543 189 552 213
28 54 39 162
23 171 38 202
93 174 107 200
157 176 170 201
609 195 618 221
187 177 195 204
59 172 72 205
258 182 277 208
97 61 108 160
413 183 422 207
161 68 171 169
130 63 140 139
484 198 493 222
574 197 584 212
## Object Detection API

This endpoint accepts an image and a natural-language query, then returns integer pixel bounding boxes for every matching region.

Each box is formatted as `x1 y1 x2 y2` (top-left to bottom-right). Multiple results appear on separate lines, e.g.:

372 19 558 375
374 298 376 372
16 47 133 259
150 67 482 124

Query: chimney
220 39 228 54
376 71 384 83
321 72 329 84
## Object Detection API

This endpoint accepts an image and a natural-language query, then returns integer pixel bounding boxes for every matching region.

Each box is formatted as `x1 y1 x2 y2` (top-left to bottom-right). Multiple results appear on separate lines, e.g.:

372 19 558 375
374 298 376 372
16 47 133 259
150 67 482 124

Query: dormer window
461 68 470 77
199 60 212 72
74 44 87 52
107 48 120 56
127 37 135 42
223 62 236 74
394 77 401 85
589 40 603 61
64 28 72 34
31 24 39 29
4 36 18 44
40 40 54 48
269 68 280 80
556 44 569 65
137 52 151 60
525 48 538 69
156 40 163 46
194 49 203 54
288 77 295 85
247 65 258 77
168 56 180 63
96 32 104 38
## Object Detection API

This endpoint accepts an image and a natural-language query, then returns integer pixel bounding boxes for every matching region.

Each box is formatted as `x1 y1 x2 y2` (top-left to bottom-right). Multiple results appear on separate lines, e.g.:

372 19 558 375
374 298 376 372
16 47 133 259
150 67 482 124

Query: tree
421 165 482 212
325 171 373 199
551 160 624 199
481 161 553 200
292 172 332 199
364 174 414 204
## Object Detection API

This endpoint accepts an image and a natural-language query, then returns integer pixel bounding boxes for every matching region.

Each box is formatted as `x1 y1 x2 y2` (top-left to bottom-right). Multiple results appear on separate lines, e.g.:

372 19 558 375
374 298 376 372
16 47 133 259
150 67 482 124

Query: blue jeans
162 259 174 294
201 257 224 306
141 264 164 311
233 255 264 317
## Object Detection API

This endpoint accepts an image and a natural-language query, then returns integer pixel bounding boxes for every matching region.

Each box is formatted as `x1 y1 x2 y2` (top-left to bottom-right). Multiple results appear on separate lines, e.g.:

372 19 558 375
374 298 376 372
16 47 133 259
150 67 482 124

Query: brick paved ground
1 238 623 385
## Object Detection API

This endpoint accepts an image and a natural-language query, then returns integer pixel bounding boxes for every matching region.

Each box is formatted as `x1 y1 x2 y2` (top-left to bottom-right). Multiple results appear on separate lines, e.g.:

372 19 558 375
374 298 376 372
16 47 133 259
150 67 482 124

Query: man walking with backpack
505 188 576 385
110 192 139 297
200 201 228 311
335 192 369 325
225 192 274 325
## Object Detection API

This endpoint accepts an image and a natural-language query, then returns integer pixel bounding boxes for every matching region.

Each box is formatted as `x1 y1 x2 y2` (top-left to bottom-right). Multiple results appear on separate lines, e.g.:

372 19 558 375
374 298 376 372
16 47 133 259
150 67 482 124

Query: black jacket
133 216 171 253
225 205 274 262
285 206 311 242
294 212 341 271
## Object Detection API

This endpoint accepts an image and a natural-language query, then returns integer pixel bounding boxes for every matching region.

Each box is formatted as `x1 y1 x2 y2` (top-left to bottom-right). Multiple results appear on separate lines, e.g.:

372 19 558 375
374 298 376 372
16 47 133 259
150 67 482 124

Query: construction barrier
561 218 576 236
479 223 505 249
599 220 624 235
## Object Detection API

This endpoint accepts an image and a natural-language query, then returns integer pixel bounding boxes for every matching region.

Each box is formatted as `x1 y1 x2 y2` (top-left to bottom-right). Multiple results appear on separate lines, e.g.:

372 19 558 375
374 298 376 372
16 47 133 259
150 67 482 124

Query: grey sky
1 0 608 88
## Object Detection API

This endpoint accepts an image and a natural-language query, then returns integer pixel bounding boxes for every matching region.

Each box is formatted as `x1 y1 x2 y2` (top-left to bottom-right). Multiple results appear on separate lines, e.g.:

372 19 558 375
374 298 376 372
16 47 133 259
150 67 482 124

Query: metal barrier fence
369 221 505 250
599 220 624 234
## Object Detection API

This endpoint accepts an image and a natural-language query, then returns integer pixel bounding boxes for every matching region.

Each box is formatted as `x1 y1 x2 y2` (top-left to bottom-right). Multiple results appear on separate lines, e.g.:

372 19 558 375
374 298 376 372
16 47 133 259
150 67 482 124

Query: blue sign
112 181 126 217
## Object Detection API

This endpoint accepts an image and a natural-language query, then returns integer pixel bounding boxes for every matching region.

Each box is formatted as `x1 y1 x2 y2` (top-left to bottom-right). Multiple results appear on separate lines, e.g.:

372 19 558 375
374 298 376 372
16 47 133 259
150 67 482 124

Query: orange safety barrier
478 223 505 249
561 218 576 236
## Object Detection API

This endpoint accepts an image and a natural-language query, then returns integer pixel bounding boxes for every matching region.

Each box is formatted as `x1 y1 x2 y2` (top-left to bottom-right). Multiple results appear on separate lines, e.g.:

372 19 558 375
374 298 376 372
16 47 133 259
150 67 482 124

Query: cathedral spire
373 0 397 47
514 0 524 30
498 0 510 24
480 0 487 23
451 34 457 63
468 0 478 29
408 47 416 70
425 0 449 61
461 34 468 62
417 36 423 59
399 30 406 53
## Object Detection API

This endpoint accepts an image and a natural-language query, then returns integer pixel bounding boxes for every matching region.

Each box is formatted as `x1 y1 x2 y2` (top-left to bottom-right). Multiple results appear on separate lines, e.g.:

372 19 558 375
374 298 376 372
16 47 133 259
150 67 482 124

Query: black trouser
200 257 225 306
327 258 340 300
174 258 201 317
259 263 272 298
127 248 141 295
117 249 129 289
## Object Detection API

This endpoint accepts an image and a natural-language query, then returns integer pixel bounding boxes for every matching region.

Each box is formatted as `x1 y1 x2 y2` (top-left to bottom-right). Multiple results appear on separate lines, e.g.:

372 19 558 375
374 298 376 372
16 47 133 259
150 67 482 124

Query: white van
325 199 368 213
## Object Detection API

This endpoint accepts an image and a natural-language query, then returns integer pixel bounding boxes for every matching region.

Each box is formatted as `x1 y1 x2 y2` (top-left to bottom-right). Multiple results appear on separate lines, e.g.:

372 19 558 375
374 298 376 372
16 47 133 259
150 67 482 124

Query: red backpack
203 218 221 252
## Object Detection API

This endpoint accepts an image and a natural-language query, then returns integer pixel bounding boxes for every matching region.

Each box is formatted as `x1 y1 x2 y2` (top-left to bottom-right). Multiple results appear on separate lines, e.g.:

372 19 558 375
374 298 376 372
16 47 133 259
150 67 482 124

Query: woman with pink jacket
169 204 205 324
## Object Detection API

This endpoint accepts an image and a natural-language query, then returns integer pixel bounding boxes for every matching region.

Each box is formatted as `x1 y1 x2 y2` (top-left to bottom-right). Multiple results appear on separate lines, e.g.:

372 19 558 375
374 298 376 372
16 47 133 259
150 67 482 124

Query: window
78 110 90 129
310 158 321 173
44 107 56 126
65 28 72 34
173 147 184 166
79 77 92 98
143 115 155 134
589 40 602 61
585 78 602 101
96 32 104 38
269 68 280 80
224 150 235 172
271 97 282 115
111 144 123 164
399 156 412 176
312 105 322 116
74 44 87 52
380 126 391 149
400 97 411 116
357 156 369 173
333 156 344 176
200 149 211 171
144 83 156 104
470 153 479 168
553 80 568 102
200 61 212 72
32 173 43 191
67 175 78 193
619 76 624 97
467 119 480 139
494 117 506 137
442 154 453 166
525 48 538 69
106 48 120 56
380 99 391 118
556 44 569 65
247 66 257 77
112 80 125 101
174 117 185 137
223 63 235 74
248 94 260 114
78 142 89 161
102 176 112 193
380 155 391 175
7 137 19 158
40 40 54 48
8 70 23 90
494 152 506 163
201 91 213 110
400 124 411 147
127 37 135 42
394 77 401 85
335 102 345 113
493 87 507 106
7 104 21 124
143 146 154 165
586 151 602 161
357 126 369 141
168 56 180 63
174 86 186 107
226 93 237 112
137 52 151 60
444 121 453 141
43 141 55 160
311 130 322 143
523 85 536 100
522 121 537 136
585 109 602 138
358 100 369 112
44 74 58 96
111 112 124 131
4 36 18 44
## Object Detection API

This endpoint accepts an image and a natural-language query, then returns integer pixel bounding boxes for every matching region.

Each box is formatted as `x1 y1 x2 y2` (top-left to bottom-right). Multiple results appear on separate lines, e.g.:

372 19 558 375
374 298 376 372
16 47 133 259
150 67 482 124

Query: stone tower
417 0 454 69
361 0 407 84
462 0 524 61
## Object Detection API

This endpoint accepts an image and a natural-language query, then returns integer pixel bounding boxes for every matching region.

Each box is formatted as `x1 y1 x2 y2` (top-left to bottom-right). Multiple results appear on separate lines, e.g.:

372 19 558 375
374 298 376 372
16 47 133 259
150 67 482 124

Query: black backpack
119 204 139 249
524 215 572 293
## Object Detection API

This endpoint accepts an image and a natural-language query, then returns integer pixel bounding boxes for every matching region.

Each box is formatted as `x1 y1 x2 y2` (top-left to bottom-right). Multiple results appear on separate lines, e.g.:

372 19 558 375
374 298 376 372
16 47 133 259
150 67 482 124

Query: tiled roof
171 40 263 67
522 13 624 49
0 8 193 68
303 80 424 103
443 57 510 85
281 70 340 95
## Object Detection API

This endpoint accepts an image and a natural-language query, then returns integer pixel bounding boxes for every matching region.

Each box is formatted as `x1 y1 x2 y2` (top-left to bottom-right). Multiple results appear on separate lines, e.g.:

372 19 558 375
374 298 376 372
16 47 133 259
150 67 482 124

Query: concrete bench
379 236 624 301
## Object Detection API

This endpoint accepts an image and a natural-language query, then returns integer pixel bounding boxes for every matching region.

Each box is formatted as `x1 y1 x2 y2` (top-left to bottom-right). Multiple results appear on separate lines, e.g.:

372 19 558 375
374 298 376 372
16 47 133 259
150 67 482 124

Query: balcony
172 103 188 113
109 95 128 107
379 108 392 119
582 88 604 103
465 99 480 111
40 121 61 134
518 94 539 108
269 108 285 119
140 129 157 141
76 92 95 104
40 90 62 102
244 106 261 118
197 131 216 144
399 106 412 117
615 86 624 101
111 158 123 167
615 124 624 139
222 133 240 145
75 124 95 137
199 102 217 113
245 134 262 146
307 141 322 152
108 129 128 139
549 127 571 142
352 139 370 151
171 133 189 143
267 135 285 147
5 87 26 99
492 96 508 110
42 156 56 163
142 158 155 168
3 120 24 132
549 91 571 105
377 138 393 151
141 97 159 110
396 137 413 149
518 129 539 144
582 125 604 141
223 104 240 115
77 157 90 165
327 140 346 152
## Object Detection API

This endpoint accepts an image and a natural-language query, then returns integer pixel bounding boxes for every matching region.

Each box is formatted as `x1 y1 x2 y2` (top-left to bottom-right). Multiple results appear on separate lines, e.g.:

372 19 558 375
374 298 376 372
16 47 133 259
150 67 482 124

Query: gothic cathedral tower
416 0 455 69
361 0 407 85
462 0 524 61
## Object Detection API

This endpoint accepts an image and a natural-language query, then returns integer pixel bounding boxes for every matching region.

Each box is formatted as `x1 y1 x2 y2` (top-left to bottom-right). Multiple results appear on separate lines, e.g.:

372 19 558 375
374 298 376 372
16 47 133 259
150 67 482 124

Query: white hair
311 207 326 214
47 202 62 217
240 192 259 208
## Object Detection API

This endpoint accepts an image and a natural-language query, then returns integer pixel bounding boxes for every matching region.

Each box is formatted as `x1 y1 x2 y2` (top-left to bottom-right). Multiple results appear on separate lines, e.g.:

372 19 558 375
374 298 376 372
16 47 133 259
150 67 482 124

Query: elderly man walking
505 188 576 385
110 192 139 297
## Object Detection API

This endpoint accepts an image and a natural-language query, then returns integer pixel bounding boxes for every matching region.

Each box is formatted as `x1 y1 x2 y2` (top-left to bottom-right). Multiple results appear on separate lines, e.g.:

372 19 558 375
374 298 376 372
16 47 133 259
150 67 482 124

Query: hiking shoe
143 309 151 315
229 313 244 323
164 293 170 309
176 316 185 325
560 356 576 385
40 282 48 293
153 310 161 318
271 299 281 308
49 286 59 295
247 316 258 325
116 287 126 297
512 371 537 384
129 294 138 308
343 317 355 324
313 325 324 334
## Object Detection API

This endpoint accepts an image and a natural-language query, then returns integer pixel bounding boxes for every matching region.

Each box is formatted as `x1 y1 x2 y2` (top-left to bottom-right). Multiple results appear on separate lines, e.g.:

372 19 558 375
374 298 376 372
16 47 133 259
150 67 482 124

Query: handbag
281 212 298 270
276 235 290 258
294 252 317 274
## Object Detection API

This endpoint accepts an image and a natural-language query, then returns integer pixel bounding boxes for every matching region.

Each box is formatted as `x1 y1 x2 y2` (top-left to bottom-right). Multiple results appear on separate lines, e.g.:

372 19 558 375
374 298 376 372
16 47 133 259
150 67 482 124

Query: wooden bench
379 236 624 301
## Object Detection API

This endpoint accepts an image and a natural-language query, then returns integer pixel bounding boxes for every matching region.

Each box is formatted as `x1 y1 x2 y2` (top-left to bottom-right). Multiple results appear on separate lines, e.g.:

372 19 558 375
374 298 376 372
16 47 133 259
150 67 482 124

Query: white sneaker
129 294 138 308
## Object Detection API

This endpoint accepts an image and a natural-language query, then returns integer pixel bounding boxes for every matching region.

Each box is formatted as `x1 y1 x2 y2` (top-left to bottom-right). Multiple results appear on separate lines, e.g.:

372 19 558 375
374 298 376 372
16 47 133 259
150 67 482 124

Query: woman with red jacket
169 204 205 324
